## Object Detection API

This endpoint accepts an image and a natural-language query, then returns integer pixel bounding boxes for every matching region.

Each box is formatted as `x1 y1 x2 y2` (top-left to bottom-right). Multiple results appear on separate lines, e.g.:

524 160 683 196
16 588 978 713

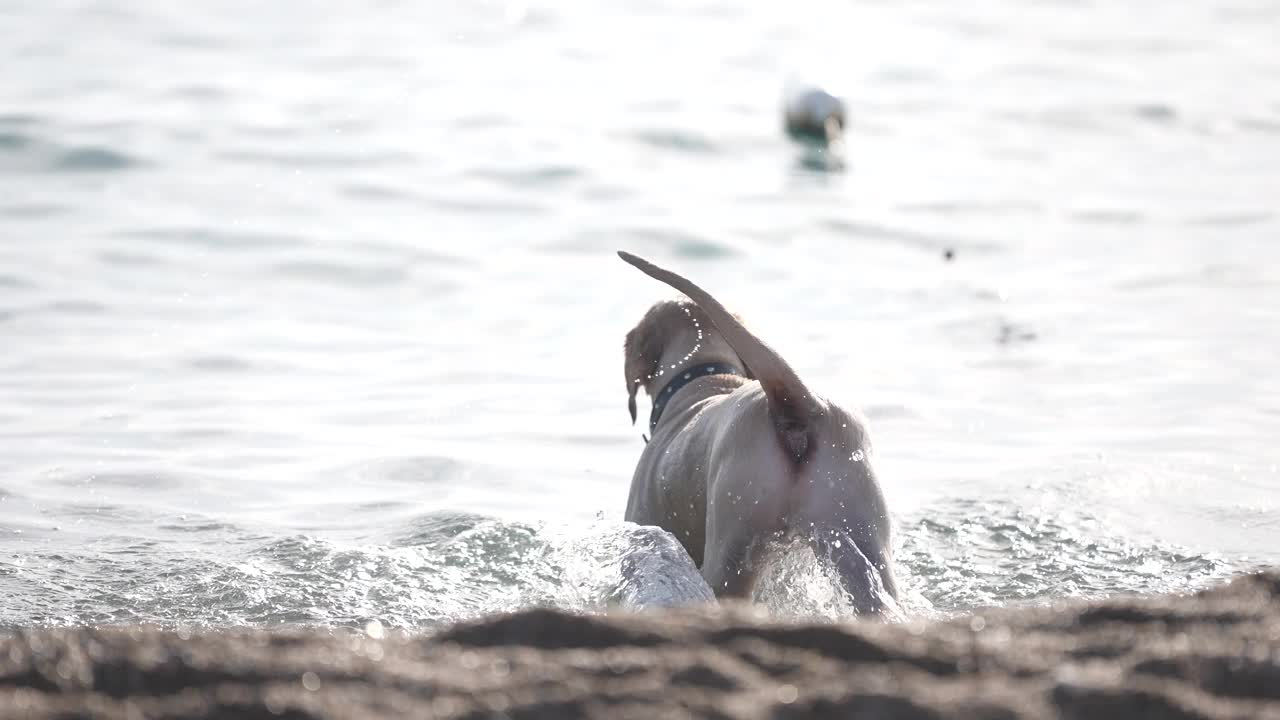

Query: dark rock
2 571 1279 719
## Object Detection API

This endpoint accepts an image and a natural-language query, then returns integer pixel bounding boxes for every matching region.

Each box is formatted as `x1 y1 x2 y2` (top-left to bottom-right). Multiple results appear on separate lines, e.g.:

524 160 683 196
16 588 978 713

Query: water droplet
301 672 322 691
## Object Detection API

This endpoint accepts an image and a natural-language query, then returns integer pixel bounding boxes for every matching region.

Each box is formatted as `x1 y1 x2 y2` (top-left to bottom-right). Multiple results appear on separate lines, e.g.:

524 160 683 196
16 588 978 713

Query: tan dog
619 251 898 614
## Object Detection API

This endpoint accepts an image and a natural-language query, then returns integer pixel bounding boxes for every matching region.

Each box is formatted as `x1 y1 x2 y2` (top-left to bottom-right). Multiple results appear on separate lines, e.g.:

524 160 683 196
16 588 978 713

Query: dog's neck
648 361 744 433
633 323 746 434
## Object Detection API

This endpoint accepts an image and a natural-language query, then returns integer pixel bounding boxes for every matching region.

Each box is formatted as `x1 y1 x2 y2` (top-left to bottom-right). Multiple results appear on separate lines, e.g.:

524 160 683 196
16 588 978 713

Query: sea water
1 0 1277 628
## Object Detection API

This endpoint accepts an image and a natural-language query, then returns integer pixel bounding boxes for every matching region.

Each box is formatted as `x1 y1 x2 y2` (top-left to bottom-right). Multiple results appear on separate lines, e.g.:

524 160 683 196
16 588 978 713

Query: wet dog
619 251 897 614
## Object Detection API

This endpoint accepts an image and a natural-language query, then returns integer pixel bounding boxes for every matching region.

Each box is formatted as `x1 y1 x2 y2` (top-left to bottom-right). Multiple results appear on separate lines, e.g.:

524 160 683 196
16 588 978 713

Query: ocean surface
2 0 1278 628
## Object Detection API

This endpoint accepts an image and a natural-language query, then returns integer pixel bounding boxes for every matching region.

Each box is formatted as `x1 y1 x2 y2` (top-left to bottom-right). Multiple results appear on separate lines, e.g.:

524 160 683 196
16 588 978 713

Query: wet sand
3 571 1278 719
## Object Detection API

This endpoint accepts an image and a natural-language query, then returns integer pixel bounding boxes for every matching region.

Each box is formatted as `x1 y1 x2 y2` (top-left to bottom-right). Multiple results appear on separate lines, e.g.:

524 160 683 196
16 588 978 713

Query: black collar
649 362 743 433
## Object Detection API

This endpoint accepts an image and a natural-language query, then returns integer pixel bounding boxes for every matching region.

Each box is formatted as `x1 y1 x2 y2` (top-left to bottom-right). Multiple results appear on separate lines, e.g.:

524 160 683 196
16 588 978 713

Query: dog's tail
617 251 823 461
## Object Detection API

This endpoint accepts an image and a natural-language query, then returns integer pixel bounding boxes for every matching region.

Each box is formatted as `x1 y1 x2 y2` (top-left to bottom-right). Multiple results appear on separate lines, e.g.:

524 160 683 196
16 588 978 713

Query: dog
619 251 898 614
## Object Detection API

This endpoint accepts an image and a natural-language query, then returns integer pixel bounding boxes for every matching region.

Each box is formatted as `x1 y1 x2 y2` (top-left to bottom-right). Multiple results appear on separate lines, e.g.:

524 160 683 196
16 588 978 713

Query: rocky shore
2 571 1278 719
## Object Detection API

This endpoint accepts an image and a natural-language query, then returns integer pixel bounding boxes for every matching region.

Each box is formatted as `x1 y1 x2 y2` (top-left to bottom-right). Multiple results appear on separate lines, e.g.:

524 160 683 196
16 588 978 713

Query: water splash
0 501 1251 630
751 531 912 622
896 499 1244 614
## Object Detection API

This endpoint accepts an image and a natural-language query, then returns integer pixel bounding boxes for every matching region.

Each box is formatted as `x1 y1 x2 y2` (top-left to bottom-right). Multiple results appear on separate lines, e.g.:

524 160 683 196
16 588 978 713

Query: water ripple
632 129 721 154
0 128 143 173
897 500 1242 613
0 131 31 149
569 227 736 259
116 227 303 250
217 149 415 168
270 260 409 288
53 146 140 172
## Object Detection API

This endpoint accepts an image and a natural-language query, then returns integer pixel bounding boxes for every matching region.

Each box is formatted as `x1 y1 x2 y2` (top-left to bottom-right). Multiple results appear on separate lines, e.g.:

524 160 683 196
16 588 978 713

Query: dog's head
623 299 749 423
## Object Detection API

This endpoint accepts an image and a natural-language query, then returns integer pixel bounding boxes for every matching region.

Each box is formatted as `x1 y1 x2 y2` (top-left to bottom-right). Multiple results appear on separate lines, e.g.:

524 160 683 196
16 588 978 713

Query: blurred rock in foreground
3 571 1279 719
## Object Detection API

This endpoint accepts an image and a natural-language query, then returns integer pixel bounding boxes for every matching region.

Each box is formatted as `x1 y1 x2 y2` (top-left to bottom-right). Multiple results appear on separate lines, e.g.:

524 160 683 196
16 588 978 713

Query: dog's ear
731 312 756 380
623 304 670 424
